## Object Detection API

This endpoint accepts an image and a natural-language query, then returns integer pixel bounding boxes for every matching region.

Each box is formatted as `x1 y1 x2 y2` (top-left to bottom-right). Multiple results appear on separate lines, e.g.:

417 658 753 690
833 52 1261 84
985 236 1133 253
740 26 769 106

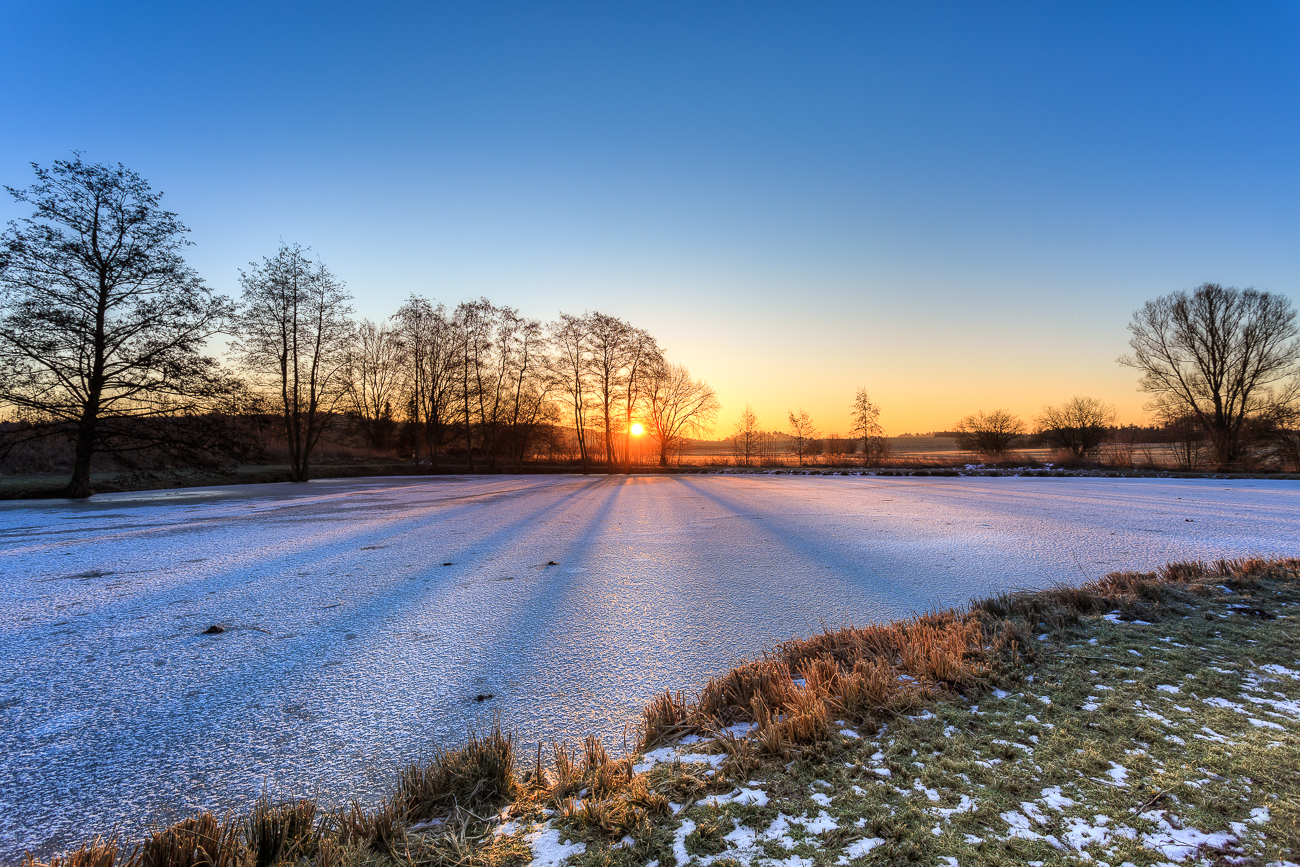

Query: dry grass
23 838 122 867
394 721 517 823
246 797 319 867
136 813 243 867
632 592 1031 759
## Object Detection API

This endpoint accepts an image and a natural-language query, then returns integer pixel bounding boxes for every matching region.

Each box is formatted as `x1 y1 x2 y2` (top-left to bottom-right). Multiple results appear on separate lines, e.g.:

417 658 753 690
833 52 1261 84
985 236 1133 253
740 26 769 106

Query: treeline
0 158 718 496
241 249 721 479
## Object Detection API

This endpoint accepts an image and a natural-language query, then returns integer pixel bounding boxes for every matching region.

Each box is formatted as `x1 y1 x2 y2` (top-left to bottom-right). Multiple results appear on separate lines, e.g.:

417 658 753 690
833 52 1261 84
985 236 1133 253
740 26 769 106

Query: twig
1132 784 1177 814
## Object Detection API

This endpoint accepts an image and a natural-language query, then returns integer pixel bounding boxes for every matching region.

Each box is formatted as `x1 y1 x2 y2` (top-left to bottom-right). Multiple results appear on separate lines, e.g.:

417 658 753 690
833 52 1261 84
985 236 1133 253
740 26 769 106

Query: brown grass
23 838 122 867
632 556 1300 763
245 796 319 867
393 720 517 823
136 813 243 867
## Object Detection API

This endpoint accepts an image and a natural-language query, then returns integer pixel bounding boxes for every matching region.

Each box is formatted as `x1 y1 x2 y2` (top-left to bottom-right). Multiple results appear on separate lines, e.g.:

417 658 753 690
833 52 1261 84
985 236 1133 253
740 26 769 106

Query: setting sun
630 422 644 436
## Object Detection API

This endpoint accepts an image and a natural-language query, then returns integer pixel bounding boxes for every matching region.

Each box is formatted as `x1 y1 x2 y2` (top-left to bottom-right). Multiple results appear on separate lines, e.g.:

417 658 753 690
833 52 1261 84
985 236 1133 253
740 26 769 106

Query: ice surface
1 473 1297 859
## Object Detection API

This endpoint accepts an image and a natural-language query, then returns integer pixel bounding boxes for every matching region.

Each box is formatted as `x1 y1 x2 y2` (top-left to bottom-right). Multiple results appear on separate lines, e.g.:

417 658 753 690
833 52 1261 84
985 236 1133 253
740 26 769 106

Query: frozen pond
1 473 1297 860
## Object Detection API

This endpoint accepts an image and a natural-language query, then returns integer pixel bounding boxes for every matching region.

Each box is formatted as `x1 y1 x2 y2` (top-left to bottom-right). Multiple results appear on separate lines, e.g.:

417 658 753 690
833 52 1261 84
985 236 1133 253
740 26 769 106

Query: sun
630 422 645 436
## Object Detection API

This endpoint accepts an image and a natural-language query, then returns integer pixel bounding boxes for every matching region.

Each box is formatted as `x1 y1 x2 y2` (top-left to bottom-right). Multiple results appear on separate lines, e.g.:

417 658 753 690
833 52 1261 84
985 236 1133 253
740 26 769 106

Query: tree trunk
65 406 99 498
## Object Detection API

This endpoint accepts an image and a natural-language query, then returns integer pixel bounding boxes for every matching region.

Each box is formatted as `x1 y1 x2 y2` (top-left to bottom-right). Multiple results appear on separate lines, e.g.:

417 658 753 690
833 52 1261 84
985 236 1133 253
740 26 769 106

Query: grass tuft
22 838 121 867
244 795 319 866
137 813 242 867
394 720 517 823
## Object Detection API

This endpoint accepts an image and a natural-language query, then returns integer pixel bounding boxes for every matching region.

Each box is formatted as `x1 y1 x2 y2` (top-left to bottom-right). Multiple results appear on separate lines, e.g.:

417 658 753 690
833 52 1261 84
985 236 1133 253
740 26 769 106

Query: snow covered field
0 473 1296 859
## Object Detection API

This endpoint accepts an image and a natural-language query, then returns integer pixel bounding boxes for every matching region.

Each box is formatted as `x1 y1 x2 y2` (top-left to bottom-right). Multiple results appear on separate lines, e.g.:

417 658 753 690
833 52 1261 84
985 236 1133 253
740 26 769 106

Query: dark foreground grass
27 557 1300 867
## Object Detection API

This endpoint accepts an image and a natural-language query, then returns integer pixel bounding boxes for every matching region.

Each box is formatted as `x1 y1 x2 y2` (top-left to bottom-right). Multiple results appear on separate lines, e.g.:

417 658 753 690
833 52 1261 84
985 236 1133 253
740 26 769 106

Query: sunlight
630 422 645 436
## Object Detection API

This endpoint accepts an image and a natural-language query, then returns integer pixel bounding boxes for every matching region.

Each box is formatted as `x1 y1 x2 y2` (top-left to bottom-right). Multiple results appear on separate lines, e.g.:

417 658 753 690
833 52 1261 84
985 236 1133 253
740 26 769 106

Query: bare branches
849 388 888 464
230 244 353 482
786 409 820 466
0 156 235 497
953 409 1025 458
648 363 719 467
1119 283 1300 467
1035 396 1115 459
731 404 762 467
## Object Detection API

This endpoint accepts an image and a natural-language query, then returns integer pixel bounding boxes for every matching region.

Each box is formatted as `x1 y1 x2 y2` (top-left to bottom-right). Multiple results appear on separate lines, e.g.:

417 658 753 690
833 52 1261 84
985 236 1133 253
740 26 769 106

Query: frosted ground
1 474 1297 860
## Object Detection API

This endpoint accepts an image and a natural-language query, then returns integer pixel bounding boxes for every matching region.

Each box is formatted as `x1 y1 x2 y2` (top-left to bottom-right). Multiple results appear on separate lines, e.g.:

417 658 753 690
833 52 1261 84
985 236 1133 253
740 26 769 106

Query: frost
798 811 839 834
3 474 1297 858
934 794 976 818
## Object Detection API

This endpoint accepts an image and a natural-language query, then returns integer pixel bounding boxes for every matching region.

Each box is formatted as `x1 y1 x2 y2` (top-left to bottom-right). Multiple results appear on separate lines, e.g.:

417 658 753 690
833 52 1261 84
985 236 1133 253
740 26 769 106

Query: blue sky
3 2 1298 433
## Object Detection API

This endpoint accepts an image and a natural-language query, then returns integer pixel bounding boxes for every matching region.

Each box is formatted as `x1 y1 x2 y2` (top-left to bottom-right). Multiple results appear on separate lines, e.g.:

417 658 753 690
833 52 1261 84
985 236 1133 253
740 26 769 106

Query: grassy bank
28 558 1300 867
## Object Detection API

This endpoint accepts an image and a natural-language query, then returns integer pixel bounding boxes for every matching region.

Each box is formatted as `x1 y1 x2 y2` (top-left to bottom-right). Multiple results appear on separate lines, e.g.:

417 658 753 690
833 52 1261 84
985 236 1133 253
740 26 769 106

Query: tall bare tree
619 328 660 473
585 312 635 464
786 408 820 466
551 313 595 471
232 243 353 482
497 309 553 471
1120 283 1300 467
849 388 887 464
0 156 235 497
1035 396 1115 459
394 296 458 470
647 362 719 466
731 404 761 467
451 298 496 472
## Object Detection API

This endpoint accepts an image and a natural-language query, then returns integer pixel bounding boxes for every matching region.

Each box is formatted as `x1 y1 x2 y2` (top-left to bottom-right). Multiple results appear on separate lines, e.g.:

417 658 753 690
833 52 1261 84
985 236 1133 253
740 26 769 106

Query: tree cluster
0 158 720 495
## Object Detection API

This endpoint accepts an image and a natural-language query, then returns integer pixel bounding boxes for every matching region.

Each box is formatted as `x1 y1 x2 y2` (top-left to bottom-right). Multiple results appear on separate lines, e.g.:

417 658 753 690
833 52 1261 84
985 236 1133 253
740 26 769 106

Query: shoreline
3 464 1299 501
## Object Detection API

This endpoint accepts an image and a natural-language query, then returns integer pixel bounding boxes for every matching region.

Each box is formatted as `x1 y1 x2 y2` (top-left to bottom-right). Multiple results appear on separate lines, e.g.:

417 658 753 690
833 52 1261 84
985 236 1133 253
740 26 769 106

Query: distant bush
952 409 1025 458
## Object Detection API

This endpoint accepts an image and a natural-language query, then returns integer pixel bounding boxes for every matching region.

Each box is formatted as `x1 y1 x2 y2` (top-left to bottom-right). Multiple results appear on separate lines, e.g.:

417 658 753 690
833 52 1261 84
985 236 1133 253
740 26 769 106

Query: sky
2 2 1298 436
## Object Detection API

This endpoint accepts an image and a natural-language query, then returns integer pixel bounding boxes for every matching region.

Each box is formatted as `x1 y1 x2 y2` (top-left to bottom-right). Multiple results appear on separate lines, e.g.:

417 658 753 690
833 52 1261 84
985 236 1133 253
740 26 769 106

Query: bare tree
953 409 1024 458
344 318 403 449
1035 396 1115 459
394 296 458 470
551 313 595 471
619 328 660 473
647 362 719 466
451 298 496 472
585 312 632 464
1120 283 1300 467
0 156 235 497
497 308 553 471
1260 376 1300 471
849 388 888 465
731 403 762 467
232 243 353 482
787 408 820 466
